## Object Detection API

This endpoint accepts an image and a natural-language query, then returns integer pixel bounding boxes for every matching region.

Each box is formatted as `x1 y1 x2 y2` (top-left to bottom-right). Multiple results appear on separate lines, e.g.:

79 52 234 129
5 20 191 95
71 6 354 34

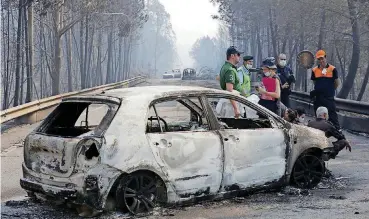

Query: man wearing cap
218 46 243 117
277 53 295 108
308 106 351 156
311 50 340 129
237 55 253 97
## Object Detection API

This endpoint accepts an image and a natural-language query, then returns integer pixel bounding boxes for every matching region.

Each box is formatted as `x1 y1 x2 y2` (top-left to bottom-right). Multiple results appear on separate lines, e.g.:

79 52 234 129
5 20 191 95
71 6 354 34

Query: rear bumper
20 177 77 198
20 162 124 210
20 163 80 200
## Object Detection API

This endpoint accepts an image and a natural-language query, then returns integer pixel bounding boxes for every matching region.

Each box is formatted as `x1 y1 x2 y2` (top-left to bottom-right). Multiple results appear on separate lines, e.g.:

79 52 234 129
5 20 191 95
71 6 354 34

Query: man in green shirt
219 46 243 92
218 46 243 117
237 55 253 97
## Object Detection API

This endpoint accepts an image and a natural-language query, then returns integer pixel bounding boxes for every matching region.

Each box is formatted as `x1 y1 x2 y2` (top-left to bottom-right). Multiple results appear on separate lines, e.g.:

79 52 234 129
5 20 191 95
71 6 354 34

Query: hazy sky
159 0 219 68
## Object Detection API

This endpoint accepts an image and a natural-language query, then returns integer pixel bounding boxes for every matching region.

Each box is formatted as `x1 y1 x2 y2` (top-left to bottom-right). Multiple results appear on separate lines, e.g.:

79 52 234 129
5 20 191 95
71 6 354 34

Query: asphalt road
1 78 369 218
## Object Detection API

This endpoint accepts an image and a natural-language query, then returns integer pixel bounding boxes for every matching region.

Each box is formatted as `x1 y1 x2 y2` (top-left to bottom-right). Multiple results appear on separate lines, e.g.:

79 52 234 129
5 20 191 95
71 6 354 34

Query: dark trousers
280 90 290 108
314 96 340 129
258 99 278 114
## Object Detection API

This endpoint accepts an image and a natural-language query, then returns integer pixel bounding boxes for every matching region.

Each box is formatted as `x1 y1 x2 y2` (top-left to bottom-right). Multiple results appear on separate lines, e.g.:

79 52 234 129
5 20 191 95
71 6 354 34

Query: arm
311 70 316 85
333 68 340 89
288 68 296 84
224 71 240 117
226 83 240 115
326 122 346 140
334 79 340 89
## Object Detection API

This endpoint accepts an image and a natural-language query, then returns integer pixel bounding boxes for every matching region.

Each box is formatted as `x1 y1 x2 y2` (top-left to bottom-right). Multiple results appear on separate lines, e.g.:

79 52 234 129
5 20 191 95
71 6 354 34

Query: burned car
20 86 336 216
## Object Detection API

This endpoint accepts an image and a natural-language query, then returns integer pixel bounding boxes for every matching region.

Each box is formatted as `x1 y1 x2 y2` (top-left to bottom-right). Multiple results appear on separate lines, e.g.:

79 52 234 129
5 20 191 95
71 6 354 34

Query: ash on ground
1 170 348 219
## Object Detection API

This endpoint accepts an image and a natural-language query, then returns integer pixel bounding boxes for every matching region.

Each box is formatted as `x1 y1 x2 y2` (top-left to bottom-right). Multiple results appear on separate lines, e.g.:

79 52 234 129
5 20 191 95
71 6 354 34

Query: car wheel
292 154 325 189
115 173 166 215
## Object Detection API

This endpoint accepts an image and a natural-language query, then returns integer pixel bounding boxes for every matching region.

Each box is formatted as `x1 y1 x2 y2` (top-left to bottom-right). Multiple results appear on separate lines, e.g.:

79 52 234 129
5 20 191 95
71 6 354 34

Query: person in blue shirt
277 53 295 108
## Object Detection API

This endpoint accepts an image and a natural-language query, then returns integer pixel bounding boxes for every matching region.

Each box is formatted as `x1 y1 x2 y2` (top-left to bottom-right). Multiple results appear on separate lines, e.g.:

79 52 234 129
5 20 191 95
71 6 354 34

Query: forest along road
2 78 369 218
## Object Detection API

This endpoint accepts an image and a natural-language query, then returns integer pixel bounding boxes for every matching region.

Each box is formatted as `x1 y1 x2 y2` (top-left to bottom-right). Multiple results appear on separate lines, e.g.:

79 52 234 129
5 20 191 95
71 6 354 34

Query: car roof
102 85 228 99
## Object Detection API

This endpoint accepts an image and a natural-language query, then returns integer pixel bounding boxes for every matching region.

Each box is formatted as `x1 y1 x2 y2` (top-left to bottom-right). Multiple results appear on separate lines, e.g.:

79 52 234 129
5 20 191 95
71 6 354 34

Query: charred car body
20 86 337 215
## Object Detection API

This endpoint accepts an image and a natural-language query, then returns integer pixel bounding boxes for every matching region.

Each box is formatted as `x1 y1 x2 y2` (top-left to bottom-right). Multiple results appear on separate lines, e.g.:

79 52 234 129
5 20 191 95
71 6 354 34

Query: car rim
293 154 324 189
122 175 158 215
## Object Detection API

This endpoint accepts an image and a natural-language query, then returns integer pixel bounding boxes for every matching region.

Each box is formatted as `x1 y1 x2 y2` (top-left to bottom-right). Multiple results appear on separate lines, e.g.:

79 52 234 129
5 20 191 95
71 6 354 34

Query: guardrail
291 91 369 116
0 76 147 124
290 90 369 134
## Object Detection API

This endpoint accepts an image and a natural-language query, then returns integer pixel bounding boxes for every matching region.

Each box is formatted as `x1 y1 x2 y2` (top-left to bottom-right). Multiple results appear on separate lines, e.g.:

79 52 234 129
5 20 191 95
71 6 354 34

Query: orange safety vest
312 65 335 78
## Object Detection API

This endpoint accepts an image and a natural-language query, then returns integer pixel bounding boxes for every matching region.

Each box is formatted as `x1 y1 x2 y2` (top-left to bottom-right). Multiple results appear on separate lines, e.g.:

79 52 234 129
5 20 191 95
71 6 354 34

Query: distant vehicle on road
172 69 182 78
182 68 196 80
162 69 181 79
20 86 337 216
162 71 174 79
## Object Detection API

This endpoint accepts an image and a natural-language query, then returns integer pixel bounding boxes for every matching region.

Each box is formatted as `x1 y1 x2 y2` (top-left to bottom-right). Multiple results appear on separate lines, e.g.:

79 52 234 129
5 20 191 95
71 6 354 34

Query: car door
205 95 288 191
146 96 223 198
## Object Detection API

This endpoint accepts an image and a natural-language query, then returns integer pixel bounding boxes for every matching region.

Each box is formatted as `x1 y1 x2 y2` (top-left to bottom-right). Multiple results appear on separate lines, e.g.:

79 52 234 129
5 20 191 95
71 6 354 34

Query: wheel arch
289 148 325 188
104 169 170 211
286 147 324 183
299 147 323 157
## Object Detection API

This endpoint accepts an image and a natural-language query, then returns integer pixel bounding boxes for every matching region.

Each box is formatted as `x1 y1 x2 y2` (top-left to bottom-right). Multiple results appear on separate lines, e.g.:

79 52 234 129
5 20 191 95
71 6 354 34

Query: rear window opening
37 102 114 137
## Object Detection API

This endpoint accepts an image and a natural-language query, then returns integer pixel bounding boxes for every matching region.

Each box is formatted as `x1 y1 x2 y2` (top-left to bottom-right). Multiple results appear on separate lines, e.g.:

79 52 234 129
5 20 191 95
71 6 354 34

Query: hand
346 143 352 152
234 108 241 119
257 87 266 94
282 83 289 89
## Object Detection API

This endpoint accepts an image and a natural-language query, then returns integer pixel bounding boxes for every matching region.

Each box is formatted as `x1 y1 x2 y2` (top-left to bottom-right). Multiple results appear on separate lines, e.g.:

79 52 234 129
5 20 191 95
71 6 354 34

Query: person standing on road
277 53 295 108
311 50 341 129
237 56 253 97
308 106 351 156
256 58 281 114
218 46 244 117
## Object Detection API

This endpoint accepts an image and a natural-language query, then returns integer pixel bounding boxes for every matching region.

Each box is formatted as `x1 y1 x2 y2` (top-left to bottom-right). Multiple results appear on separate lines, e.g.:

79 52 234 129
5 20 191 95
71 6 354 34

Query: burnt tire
115 172 167 215
291 154 325 189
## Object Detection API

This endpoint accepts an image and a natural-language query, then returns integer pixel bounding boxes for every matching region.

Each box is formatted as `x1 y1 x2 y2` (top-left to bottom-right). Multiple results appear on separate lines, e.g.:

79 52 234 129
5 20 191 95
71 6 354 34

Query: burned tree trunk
317 9 326 50
24 4 32 103
96 30 102 86
3 7 11 109
13 0 23 107
65 29 73 92
337 0 360 99
357 63 369 101
105 29 113 84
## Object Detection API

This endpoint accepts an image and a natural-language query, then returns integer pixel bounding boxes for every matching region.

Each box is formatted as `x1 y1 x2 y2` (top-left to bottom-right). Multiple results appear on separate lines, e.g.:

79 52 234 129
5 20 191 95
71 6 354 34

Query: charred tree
13 0 23 107
337 0 360 99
